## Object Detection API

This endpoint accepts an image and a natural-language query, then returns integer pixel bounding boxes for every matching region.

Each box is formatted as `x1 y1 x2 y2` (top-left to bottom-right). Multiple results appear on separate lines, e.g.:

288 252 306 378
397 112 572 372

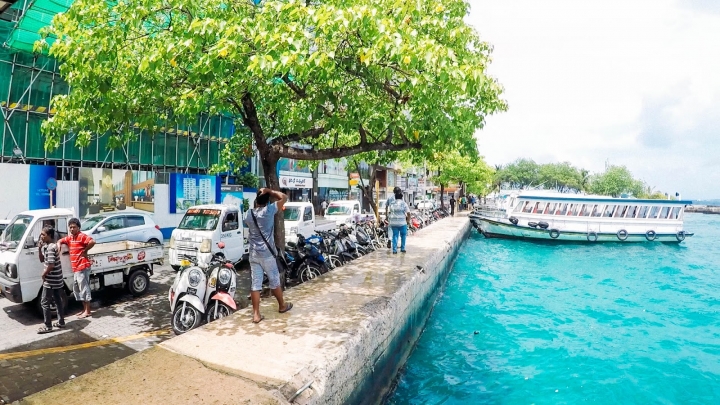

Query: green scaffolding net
3 0 73 53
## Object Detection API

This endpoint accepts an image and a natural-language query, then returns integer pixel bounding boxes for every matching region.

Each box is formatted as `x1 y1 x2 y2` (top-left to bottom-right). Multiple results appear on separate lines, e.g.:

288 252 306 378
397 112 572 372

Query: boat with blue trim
469 191 693 243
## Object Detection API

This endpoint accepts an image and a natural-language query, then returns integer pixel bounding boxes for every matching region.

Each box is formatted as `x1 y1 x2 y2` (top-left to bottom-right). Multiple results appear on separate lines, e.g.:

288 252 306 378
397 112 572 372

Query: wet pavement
0 260 252 403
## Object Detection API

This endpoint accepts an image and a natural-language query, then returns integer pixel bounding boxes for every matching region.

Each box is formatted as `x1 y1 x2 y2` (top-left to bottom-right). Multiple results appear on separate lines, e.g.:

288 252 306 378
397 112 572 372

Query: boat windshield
283 207 301 221
81 216 105 231
0 215 32 251
326 205 351 215
178 209 221 230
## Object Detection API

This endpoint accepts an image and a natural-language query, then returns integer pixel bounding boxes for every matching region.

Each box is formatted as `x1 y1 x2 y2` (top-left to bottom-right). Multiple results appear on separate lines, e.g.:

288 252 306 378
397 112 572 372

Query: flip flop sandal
53 322 66 328
37 326 53 334
279 302 293 313
252 315 265 324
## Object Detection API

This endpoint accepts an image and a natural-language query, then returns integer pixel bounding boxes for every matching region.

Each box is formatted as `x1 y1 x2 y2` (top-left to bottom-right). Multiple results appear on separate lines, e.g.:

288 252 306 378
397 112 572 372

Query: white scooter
168 242 236 335
203 242 237 322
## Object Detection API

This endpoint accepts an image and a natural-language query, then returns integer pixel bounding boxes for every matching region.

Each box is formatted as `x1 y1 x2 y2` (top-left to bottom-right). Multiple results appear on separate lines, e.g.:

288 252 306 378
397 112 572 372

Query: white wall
0 163 30 218
56 180 79 215
152 184 185 234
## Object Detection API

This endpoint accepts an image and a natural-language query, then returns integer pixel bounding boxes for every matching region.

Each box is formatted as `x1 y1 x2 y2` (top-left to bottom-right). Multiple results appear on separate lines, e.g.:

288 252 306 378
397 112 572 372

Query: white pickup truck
284 202 337 242
0 208 164 312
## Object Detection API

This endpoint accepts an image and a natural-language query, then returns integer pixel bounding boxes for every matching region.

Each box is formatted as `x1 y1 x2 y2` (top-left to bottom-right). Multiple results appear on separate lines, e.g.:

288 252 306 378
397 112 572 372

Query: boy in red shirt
59 218 96 318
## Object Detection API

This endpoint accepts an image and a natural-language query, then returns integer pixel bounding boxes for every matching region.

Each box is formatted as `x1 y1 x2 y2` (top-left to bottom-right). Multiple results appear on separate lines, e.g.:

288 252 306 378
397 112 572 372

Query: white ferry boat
469 191 693 243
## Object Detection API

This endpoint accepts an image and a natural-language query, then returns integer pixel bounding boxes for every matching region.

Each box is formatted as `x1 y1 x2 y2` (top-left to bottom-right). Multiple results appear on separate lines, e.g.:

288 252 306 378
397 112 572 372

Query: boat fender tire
538 221 549 229
528 221 538 228
509 216 519 225
549 229 560 239
617 229 628 241
587 231 598 242
676 231 686 242
645 230 657 241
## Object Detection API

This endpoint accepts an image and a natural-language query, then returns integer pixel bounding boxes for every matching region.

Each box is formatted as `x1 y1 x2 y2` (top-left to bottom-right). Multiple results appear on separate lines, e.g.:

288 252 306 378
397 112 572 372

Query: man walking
321 199 328 216
37 226 66 333
244 188 293 323
449 195 456 216
387 188 411 254
59 218 95 318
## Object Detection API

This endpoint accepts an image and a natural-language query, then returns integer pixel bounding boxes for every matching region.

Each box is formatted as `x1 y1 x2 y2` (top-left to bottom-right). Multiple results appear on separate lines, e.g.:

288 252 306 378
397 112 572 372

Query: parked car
81 212 164 245
378 199 388 220
284 202 337 242
415 199 436 210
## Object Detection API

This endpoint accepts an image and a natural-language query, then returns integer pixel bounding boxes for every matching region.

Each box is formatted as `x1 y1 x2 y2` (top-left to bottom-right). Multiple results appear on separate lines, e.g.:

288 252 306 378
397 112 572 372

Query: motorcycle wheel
172 302 202 335
328 256 343 270
299 265 321 283
206 301 233 323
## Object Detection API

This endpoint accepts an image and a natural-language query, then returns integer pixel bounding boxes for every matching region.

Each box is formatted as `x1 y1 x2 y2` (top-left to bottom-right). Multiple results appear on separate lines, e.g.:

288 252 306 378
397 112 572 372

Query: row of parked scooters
168 206 452 335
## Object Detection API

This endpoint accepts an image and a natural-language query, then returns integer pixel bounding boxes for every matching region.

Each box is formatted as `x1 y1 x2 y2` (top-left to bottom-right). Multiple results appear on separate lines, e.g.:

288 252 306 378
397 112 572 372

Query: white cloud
469 0 720 199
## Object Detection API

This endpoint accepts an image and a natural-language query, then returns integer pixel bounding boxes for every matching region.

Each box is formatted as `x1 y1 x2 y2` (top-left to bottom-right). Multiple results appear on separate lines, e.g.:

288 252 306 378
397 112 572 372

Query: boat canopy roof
515 192 691 205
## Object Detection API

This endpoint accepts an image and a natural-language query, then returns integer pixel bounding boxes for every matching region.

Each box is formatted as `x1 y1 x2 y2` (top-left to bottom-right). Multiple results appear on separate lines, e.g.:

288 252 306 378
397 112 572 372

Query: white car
415 200 436 210
81 212 164 245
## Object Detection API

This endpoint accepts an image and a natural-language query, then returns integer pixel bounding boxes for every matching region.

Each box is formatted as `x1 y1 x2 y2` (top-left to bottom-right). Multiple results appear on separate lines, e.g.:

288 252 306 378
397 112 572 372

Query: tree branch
270 126 327 146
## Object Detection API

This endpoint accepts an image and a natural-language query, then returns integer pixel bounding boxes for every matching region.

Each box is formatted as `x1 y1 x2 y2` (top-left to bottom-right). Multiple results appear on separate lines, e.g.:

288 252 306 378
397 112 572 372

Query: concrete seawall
25 215 470 404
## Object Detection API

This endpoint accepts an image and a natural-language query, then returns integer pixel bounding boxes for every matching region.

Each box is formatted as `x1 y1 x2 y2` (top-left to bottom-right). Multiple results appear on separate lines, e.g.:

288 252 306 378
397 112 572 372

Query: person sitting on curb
37 226 66 333
244 188 293 323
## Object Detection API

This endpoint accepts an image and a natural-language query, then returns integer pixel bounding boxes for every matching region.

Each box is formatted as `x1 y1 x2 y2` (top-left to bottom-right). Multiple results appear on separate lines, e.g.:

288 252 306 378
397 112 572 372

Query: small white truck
0 208 164 312
284 202 337 242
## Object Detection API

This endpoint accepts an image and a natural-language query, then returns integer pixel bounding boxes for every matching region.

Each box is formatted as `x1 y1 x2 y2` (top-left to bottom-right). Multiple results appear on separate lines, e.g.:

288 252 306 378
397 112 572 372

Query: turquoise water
388 213 720 404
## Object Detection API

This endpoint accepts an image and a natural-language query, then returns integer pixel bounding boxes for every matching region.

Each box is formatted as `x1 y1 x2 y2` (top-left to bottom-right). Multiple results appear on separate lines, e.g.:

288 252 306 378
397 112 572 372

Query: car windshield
326 205 351 215
283 207 301 221
0 215 32 251
81 216 105 231
178 209 221 230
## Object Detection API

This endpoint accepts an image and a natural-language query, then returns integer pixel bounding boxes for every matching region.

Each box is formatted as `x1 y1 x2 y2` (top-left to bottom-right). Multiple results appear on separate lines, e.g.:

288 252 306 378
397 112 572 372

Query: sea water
388 213 720 404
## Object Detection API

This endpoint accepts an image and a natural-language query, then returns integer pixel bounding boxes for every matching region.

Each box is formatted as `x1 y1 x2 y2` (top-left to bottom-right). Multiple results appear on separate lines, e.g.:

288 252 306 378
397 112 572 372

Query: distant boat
469 190 693 243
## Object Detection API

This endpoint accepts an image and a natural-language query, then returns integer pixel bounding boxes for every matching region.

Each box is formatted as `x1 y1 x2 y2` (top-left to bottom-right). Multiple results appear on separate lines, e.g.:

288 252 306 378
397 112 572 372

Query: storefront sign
280 175 313 189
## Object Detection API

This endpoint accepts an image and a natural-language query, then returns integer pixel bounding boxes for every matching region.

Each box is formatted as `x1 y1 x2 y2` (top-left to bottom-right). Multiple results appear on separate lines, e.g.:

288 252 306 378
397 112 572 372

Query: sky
467 0 720 200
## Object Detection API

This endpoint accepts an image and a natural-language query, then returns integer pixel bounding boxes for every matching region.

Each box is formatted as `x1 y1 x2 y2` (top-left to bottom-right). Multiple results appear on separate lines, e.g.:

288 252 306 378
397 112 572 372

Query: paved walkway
23 214 469 404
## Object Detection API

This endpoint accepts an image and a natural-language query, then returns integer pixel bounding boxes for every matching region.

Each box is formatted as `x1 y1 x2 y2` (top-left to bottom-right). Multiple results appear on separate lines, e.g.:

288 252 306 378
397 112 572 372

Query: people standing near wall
37 226 66 333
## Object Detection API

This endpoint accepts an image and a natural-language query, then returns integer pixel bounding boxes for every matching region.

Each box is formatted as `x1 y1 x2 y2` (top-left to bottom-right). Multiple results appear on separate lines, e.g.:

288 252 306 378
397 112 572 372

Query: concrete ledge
24 216 470 404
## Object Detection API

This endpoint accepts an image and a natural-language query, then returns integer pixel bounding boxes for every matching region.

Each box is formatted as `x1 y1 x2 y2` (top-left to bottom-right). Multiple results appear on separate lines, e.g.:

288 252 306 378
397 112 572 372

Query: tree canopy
429 151 493 195
41 0 506 186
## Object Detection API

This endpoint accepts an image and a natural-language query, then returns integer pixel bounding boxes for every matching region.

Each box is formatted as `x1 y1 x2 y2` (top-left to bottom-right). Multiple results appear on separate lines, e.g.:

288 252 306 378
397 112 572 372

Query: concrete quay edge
23 215 471 405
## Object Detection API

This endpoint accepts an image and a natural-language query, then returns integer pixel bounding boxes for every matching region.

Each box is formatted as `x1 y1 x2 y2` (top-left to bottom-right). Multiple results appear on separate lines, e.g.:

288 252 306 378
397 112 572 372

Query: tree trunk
440 183 445 209
355 161 378 221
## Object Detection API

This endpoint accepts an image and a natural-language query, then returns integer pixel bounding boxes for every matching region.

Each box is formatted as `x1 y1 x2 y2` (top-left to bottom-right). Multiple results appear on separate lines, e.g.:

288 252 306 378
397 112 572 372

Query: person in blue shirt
387 188 411 254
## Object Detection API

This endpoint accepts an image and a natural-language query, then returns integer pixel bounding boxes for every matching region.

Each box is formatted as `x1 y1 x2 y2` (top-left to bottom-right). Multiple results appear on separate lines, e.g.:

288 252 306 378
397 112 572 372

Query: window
303 207 313 221
626 206 638 218
637 206 649 218
591 205 603 217
648 206 660 219
568 204 580 216
558 203 568 215
522 202 533 213
604 205 616 217
544 203 556 215
102 217 125 231
669 207 681 220
580 204 593 217
515 201 527 213
535 202 547 214
613 205 627 218
222 212 239 231
126 216 146 227
659 206 670 219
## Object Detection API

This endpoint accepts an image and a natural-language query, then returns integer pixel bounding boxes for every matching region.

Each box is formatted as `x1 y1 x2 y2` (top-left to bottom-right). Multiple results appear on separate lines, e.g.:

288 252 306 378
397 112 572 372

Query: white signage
280 175 313 189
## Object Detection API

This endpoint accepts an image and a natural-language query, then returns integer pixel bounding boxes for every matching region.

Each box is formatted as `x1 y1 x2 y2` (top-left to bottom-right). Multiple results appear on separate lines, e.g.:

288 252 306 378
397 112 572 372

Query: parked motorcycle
203 242 237 322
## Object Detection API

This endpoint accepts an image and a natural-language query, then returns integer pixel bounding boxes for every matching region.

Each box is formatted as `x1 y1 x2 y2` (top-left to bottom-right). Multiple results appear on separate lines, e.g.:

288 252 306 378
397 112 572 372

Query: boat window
637 206 649 218
669 207 681 220
580 204 593 216
544 203 556 215
648 206 660 218
604 205 616 217
626 206 638 218
515 201 527 213
613 205 627 218
534 202 546 214
591 205 603 217
522 202 534 213
557 203 568 215
659 206 670 219
568 204 580 216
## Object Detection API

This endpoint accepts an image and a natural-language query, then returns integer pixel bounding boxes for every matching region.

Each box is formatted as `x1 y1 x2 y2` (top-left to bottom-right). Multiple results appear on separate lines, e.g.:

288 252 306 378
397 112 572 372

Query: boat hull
469 215 691 243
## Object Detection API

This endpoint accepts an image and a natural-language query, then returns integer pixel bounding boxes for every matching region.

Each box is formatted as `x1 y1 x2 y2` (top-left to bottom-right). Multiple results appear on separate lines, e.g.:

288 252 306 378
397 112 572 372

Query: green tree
429 150 493 202
537 162 583 192
41 0 506 244
587 165 644 197
494 158 539 189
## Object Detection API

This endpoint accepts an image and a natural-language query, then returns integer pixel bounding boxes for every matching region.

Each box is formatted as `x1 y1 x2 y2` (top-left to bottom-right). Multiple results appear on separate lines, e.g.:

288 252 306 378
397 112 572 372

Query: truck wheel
127 271 150 297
